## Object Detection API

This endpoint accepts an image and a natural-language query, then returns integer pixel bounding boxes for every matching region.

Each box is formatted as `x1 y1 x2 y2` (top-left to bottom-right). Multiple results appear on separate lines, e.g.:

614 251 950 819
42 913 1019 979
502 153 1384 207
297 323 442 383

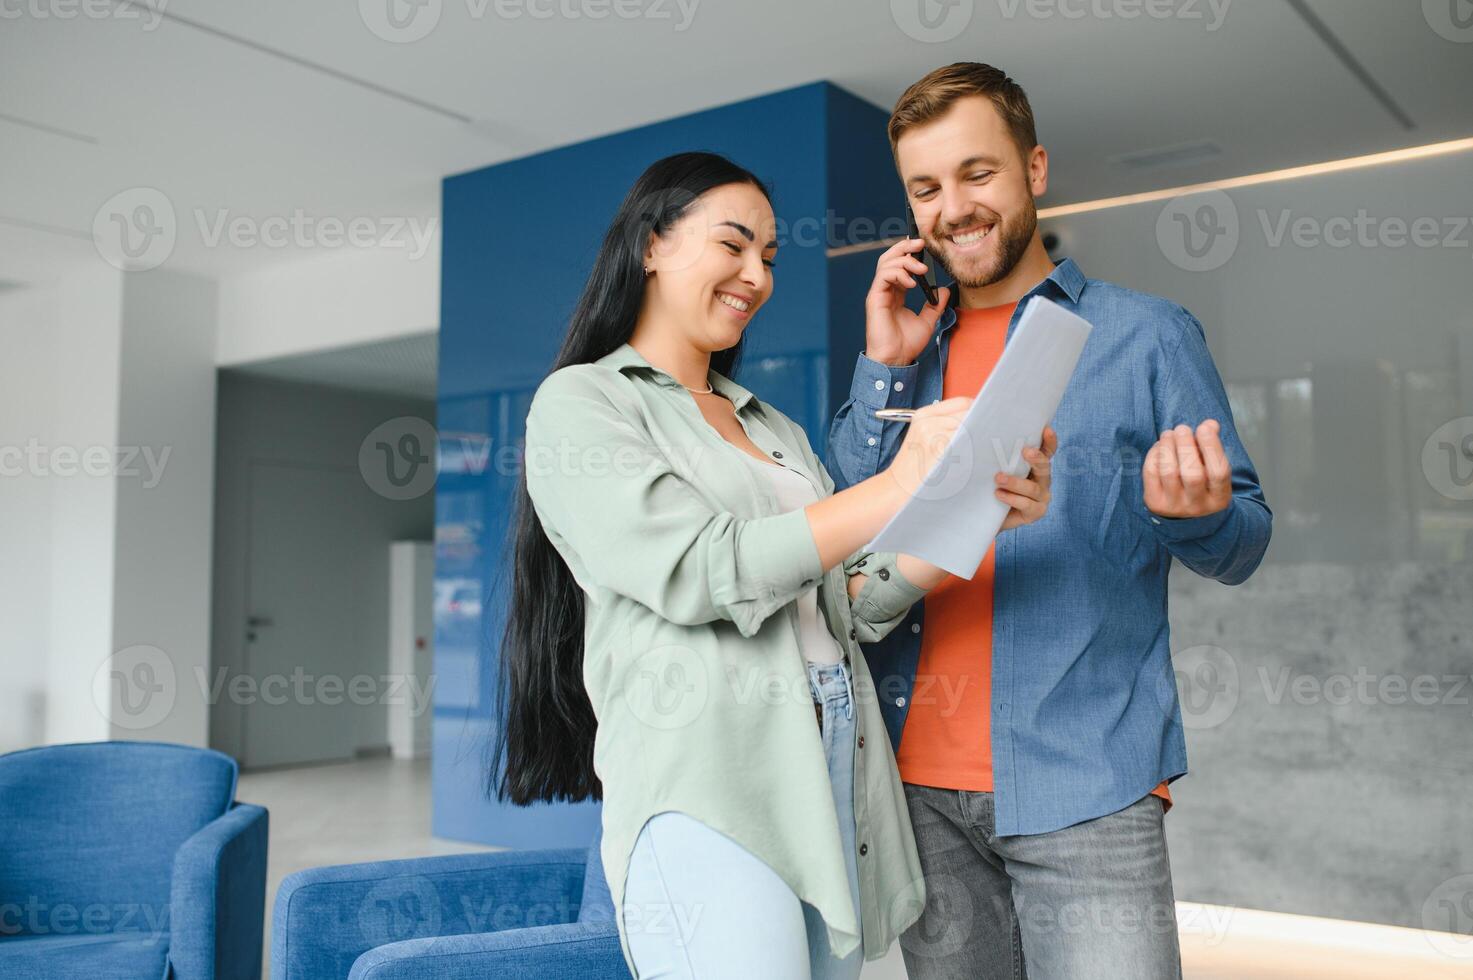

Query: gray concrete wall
1046 147 1473 930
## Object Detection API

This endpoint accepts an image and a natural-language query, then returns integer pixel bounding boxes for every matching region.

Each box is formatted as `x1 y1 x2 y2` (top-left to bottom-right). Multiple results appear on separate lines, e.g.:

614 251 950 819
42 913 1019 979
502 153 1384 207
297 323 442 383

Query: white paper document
864 295 1094 579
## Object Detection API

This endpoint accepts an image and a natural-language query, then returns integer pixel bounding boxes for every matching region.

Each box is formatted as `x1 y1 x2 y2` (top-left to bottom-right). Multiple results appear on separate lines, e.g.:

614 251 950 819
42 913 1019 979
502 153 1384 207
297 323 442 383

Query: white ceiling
2 0 1470 286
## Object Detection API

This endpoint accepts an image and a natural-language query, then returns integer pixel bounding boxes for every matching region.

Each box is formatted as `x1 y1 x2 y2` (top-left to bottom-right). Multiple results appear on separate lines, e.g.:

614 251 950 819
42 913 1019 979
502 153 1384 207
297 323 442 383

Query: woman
492 152 1053 978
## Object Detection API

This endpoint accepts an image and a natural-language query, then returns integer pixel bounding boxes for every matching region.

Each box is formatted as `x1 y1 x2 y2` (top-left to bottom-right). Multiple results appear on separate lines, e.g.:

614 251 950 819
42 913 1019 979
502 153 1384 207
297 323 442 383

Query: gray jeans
899 785 1182 980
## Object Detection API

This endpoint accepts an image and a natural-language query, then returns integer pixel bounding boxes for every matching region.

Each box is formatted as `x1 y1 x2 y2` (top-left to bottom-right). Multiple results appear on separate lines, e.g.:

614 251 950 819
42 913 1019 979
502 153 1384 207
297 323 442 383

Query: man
826 63 1272 979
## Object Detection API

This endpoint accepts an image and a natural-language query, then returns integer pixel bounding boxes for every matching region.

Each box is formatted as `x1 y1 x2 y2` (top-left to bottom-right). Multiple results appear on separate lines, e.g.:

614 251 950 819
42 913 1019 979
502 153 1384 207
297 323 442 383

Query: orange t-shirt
893 302 1172 811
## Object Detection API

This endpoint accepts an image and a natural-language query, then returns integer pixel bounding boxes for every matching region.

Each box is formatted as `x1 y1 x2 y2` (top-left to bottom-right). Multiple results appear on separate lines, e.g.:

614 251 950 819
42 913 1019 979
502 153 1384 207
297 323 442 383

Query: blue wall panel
824 87 907 422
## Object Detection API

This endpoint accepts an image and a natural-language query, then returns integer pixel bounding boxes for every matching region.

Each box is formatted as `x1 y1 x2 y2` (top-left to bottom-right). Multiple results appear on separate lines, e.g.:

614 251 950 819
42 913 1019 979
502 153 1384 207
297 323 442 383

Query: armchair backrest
0 740 238 938
576 821 615 924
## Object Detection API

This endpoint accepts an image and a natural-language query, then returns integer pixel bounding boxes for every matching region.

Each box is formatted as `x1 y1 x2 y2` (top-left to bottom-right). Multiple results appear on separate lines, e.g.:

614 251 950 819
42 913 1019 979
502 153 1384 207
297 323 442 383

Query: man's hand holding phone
864 236 950 369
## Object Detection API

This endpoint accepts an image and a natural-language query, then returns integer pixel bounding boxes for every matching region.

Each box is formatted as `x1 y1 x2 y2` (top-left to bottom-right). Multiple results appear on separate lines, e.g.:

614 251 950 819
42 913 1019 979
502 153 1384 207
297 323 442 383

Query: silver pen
873 408 918 421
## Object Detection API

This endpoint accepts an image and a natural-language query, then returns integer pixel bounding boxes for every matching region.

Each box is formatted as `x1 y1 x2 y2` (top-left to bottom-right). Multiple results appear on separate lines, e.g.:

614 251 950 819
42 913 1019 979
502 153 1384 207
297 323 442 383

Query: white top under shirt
737 449 847 666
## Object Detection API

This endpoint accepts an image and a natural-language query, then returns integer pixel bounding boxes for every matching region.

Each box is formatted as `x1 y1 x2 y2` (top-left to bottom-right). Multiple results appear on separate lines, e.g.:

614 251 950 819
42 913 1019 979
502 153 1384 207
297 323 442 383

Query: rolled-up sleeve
842 550 928 643
1139 310 1273 586
787 412 931 645
523 367 825 638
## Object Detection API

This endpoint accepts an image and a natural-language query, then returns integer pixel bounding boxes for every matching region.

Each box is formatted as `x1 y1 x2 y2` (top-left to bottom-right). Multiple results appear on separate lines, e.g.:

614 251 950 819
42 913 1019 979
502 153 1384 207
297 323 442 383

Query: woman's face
643 182 778 352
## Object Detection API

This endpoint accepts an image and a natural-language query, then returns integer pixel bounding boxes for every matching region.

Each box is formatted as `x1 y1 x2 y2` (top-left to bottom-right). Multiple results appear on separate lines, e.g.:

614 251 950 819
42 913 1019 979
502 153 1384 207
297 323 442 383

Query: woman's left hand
998 425 1057 531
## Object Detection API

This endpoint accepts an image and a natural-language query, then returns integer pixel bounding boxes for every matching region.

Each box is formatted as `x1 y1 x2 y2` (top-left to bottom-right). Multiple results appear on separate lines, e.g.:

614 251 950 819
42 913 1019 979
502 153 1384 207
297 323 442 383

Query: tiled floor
244 757 1473 979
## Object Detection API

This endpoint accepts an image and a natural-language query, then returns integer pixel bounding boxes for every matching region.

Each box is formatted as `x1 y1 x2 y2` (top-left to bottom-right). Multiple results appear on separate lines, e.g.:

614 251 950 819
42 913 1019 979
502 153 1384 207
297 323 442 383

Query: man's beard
930 196 1038 290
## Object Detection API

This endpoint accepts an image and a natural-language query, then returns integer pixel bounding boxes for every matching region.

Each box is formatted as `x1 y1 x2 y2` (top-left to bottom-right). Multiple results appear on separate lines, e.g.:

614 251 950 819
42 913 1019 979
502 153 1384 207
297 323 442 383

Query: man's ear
1028 145 1049 198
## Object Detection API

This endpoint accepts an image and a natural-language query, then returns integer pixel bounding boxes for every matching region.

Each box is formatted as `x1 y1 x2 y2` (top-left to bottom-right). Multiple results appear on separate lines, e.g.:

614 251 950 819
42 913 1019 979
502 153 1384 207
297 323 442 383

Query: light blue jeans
623 659 863 979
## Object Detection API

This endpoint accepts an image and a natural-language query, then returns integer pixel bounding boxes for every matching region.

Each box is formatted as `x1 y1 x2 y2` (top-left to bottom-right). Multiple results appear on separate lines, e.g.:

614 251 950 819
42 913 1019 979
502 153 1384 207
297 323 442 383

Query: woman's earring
643 266 652 277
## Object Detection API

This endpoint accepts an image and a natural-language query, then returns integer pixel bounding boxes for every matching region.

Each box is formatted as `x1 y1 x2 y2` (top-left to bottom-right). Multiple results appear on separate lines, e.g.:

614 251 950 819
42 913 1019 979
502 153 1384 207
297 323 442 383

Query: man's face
895 95 1048 292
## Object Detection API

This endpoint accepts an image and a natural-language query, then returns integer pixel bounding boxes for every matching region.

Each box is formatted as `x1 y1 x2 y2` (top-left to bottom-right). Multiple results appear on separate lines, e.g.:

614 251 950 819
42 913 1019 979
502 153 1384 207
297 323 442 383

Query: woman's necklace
682 380 714 395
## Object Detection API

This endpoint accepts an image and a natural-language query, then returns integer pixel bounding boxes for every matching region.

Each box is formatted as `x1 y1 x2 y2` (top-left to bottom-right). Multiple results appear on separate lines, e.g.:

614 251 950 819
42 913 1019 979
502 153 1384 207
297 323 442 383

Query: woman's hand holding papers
884 396 974 502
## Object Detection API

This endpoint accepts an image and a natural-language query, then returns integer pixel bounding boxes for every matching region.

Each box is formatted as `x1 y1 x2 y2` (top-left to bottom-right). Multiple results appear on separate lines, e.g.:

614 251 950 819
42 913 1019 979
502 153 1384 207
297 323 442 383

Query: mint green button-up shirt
522 341 929 971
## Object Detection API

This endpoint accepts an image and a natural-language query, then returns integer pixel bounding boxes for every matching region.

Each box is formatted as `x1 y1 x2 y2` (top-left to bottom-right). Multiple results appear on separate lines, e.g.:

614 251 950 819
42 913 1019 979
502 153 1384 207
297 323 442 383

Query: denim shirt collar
596 341 757 411
936 256 1087 335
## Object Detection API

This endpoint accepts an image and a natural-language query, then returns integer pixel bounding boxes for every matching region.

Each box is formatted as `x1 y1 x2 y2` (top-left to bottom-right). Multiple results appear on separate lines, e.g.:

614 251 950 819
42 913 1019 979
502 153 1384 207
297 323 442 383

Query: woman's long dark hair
488 152 773 804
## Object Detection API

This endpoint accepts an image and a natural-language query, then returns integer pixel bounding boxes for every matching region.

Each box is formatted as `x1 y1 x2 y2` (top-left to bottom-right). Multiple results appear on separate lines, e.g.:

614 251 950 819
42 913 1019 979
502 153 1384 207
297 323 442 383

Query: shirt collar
596 341 757 411
938 256 1087 332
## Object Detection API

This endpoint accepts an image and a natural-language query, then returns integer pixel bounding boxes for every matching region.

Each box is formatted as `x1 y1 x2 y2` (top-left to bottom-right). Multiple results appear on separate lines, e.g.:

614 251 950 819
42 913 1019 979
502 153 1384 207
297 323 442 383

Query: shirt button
857 735 865 748
849 628 857 641
911 623 921 634
772 450 784 459
894 381 904 391
874 379 886 391
895 696 906 708
867 437 877 447
859 843 868 856
877 568 890 581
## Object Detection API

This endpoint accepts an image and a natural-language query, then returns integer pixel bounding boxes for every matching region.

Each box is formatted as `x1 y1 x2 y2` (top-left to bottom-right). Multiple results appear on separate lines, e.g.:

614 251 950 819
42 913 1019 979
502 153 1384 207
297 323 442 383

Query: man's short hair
889 62 1038 163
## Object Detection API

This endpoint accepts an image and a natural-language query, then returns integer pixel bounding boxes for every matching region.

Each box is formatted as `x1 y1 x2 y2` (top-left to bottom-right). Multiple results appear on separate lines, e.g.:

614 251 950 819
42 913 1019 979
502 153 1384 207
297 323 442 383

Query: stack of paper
864 295 1094 579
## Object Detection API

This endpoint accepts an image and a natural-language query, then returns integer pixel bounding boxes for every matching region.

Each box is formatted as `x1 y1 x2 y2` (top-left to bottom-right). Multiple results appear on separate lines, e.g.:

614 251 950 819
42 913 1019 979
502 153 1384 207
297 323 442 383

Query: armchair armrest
347 921 631 980
272 849 587 980
169 801 270 980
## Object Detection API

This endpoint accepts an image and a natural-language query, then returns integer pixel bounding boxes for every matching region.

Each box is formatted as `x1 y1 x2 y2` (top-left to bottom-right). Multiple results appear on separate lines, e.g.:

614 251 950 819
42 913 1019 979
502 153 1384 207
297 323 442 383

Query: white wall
0 285 52 751
45 268 127 745
215 234 439 367
0 267 125 749
2 214 438 755
0 264 221 749
108 270 221 747
0 276 118 750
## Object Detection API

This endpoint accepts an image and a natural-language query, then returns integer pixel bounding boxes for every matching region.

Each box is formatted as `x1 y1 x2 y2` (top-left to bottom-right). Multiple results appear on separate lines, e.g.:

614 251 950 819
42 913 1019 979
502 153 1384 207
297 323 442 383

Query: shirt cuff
851 551 929 622
849 352 921 411
1139 504 1233 542
751 506 827 597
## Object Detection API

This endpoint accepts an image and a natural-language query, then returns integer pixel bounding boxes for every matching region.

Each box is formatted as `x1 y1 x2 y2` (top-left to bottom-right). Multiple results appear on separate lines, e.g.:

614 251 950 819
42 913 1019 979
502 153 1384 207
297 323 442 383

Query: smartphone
905 202 940 306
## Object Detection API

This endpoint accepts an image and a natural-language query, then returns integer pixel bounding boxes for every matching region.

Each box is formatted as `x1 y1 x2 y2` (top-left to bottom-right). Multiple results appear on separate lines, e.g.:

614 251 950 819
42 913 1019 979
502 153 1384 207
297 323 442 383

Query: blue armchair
0 740 269 980
272 828 632 979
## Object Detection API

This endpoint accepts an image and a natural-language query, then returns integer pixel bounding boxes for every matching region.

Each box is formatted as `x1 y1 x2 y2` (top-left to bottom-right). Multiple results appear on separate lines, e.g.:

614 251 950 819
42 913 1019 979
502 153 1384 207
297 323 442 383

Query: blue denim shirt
826 257 1272 836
